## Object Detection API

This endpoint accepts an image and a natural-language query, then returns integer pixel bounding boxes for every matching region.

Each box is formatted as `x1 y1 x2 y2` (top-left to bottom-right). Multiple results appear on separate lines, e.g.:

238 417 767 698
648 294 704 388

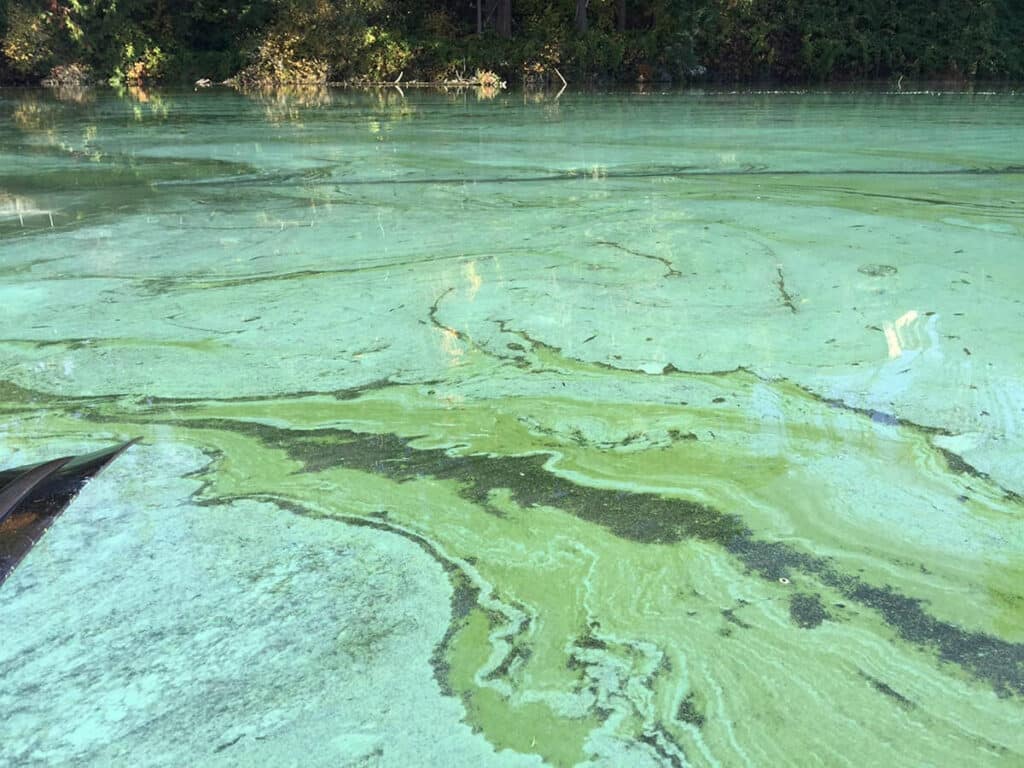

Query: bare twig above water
553 67 568 98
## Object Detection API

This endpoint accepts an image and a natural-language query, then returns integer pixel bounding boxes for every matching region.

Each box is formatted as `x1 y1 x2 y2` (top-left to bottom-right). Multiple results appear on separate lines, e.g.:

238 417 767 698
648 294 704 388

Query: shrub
474 68 502 87
41 61 92 86
114 45 167 85
2 3 55 78
232 33 328 86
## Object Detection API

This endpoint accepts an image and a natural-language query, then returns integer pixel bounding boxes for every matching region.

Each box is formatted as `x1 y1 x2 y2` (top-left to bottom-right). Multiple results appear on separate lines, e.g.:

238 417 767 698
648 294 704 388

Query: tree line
2 0 1022 86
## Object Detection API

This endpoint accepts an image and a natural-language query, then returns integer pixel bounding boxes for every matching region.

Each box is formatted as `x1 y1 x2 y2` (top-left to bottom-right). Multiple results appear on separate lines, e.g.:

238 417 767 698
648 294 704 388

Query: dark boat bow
0 439 140 586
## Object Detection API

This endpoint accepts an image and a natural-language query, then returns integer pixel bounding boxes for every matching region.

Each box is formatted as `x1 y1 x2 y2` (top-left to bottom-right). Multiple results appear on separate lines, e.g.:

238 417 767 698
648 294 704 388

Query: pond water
1 86 1022 766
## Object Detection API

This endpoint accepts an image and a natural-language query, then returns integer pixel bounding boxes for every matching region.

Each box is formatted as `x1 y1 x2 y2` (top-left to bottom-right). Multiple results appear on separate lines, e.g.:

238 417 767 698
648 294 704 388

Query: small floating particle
712 397 726 403
963 347 971 355
778 577 790 585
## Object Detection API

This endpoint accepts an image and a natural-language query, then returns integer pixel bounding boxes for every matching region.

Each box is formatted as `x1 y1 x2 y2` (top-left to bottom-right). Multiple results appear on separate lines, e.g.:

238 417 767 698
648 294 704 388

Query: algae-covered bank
1 87 1022 767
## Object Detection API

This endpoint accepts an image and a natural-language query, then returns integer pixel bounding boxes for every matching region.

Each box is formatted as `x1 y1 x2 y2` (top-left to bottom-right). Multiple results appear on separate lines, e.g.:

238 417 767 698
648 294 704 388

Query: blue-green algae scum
1 86 1022 766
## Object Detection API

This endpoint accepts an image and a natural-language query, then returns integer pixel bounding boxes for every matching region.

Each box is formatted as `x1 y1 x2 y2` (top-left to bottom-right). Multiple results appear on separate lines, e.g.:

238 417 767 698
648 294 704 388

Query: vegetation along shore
2 0 1023 89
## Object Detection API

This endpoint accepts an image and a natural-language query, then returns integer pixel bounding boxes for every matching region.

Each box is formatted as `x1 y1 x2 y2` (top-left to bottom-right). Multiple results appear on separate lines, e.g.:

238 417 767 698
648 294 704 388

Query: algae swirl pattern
1 89 1022 766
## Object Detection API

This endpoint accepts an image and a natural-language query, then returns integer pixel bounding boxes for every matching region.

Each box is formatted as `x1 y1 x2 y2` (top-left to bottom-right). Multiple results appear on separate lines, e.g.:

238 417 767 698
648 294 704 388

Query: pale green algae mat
0 86 1022 766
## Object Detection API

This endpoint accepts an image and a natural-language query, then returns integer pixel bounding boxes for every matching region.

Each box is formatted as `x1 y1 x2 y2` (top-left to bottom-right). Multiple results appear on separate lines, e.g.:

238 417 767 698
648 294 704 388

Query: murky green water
1 86 1022 766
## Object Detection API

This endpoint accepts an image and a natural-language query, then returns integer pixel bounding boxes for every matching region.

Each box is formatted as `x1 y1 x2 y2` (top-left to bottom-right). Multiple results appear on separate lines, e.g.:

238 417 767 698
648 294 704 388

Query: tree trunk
574 0 588 34
497 0 512 38
477 0 482 35
617 0 626 32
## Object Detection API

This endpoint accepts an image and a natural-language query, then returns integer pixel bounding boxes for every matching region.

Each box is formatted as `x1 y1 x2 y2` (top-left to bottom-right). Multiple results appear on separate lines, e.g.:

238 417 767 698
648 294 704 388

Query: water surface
1 86 1022 767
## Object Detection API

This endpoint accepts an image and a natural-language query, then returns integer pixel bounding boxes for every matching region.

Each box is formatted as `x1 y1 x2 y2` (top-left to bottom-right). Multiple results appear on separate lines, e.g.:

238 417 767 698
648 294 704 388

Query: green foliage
351 26 413 80
564 28 625 80
991 0 1024 77
109 41 168 86
693 0 1023 82
2 0 1023 84
232 32 328 86
1 2 56 78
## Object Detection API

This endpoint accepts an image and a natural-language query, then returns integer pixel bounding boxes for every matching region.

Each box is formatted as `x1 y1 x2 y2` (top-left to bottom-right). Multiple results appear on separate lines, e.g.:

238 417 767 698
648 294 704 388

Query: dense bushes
0 0 266 85
1 2 57 81
695 0 1020 82
1 0 1022 86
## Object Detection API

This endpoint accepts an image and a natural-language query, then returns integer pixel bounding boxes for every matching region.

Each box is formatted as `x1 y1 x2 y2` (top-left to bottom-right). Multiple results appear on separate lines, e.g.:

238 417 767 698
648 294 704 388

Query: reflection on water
883 309 925 359
0 87 1022 767
236 84 335 123
0 192 53 227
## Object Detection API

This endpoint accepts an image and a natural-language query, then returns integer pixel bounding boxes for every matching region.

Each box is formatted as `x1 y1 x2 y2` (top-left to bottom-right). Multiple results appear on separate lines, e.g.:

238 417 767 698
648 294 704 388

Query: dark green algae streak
2 367 1022 700
182 416 1024 699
